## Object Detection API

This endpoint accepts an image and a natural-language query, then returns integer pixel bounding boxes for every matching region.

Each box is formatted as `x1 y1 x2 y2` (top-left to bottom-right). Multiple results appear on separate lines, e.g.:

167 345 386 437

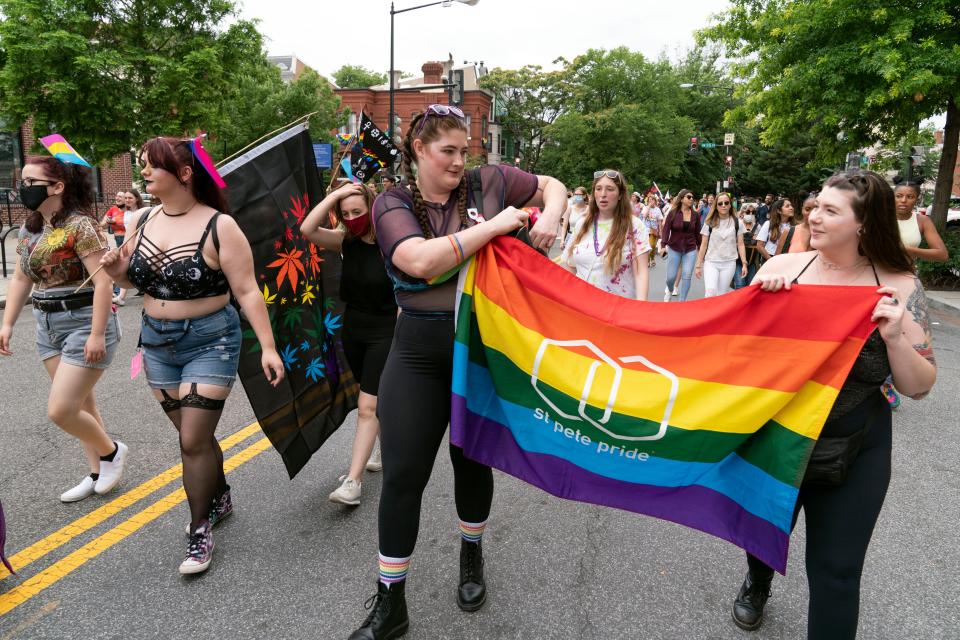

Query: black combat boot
348 580 409 640
732 572 773 631
457 539 486 612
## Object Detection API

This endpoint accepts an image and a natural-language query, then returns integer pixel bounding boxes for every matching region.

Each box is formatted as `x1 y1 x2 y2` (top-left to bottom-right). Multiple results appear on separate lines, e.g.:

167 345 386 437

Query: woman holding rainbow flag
730 170 937 639
348 104 566 640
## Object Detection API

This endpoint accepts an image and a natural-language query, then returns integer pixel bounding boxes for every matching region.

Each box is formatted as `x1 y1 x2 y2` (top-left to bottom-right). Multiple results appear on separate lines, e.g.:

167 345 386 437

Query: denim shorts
33 304 122 370
140 305 242 390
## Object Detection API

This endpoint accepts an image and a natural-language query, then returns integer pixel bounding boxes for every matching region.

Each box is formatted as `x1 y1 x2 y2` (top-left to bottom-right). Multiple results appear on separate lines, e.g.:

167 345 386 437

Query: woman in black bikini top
100 136 283 576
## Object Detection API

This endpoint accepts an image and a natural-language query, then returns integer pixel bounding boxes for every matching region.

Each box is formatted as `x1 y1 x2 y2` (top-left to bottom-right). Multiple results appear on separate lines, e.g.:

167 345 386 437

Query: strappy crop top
126 212 230 300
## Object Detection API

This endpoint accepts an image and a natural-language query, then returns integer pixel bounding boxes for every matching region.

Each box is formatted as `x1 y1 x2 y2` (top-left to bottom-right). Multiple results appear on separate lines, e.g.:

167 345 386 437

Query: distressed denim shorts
140 305 242 390
33 305 122 370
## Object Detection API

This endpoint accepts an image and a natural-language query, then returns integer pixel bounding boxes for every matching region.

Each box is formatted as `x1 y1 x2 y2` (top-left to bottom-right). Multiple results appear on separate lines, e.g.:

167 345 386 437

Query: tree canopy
701 0 960 229
332 65 387 89
0 0 263 162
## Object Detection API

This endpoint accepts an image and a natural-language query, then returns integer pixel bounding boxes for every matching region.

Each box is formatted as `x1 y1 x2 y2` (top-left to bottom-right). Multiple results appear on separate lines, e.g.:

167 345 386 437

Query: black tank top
793 255 891 420
340 237 397 315
127 212 230 300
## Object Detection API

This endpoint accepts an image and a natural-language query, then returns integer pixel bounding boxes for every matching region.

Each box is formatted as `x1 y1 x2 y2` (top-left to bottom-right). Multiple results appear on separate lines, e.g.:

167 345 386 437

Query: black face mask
19 185 52 211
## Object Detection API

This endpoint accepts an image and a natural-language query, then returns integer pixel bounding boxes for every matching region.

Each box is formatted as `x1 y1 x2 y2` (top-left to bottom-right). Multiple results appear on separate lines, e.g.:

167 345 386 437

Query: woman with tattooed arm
723 170 937 640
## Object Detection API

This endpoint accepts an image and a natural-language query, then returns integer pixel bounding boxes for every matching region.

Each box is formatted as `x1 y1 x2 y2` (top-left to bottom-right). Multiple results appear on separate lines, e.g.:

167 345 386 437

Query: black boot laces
361 589 390 627
462 543 483 583
746 580 772 608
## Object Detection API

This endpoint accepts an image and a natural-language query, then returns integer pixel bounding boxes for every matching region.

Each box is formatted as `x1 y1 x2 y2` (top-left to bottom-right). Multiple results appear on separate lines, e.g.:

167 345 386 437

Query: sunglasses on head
593 170 621 180
416 104 466 135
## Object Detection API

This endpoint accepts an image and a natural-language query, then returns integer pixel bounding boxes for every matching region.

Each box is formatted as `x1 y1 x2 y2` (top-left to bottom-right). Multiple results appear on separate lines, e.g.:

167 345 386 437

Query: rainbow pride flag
451 237 880 573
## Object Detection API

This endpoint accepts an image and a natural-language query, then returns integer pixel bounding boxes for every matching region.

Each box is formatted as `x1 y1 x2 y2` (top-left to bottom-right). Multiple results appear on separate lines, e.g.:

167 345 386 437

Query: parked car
918 196 960 229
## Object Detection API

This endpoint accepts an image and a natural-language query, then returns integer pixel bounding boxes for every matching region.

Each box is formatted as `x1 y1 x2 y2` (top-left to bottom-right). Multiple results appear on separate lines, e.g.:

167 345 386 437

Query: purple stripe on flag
0 500 13 574
451 396 789 574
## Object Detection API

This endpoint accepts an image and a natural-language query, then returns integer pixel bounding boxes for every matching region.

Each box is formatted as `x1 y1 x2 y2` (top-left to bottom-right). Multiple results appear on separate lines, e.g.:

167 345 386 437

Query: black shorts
342 308 396 396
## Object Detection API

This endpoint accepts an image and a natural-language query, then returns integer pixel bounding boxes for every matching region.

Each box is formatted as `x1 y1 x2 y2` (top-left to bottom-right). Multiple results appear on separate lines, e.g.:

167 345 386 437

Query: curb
927 295 960 319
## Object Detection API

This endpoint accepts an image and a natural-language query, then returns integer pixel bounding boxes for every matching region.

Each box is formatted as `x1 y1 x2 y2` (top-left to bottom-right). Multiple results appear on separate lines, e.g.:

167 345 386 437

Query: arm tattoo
906 276 932 336
912 341 937 367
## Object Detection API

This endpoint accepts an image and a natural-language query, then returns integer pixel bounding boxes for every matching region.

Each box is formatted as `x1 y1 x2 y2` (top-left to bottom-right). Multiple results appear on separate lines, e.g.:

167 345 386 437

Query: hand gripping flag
452 237 880 574
220 123 358 478
39 134 92 167
349 112 399 183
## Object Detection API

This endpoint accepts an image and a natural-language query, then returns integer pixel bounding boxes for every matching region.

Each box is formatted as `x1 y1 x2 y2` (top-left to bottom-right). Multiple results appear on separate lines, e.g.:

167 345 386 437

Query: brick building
0 117 133 226
334 57 504 168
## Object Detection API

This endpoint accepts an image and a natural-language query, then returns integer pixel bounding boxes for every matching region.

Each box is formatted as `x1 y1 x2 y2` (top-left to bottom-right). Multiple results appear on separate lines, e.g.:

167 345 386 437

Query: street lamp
389 0 480 142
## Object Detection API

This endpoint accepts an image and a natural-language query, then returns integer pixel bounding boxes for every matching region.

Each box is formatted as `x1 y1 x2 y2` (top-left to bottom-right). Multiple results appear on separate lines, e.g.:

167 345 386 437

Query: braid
402 114 433 238
456 174 469 229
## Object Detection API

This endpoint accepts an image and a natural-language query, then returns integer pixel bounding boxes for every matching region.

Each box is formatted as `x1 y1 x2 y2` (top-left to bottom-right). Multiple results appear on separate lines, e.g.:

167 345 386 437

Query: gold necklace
815 258 869 285
816 254 867 271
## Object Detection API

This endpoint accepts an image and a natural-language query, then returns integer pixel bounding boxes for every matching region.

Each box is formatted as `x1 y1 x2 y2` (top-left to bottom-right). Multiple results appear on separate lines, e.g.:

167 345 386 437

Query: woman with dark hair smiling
1 156 127 503
100 136 284 575
659 189 700 301
728 170 936 639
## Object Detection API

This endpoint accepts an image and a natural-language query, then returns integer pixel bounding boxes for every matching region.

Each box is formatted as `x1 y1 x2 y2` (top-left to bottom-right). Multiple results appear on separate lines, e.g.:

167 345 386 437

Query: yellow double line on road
0 422 271 617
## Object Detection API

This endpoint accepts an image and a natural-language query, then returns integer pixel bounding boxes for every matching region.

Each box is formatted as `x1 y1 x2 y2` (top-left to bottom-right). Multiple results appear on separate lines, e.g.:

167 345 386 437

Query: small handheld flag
336 133 354 146
340 157 356 182
189 136 227 189
39 134 91 168
349 113 399 183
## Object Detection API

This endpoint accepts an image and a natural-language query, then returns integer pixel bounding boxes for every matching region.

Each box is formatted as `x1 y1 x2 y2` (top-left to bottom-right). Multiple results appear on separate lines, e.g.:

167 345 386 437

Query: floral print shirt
17 213 108 290
562 216 650 299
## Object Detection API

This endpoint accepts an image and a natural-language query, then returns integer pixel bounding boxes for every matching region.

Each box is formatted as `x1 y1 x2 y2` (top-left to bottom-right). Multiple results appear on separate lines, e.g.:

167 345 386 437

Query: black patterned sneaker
179 522 214 575
185 486 233 535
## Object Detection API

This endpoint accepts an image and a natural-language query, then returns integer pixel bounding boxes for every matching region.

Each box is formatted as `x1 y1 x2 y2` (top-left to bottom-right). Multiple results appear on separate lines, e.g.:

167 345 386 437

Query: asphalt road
1 261 959 640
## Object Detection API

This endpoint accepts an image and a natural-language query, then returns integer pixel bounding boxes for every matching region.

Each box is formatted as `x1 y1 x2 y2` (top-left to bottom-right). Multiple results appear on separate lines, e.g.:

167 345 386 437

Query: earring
857 227 864 236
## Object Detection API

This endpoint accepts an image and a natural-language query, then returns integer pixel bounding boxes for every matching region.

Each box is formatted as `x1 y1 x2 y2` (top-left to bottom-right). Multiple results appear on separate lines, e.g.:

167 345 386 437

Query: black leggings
746 391 892 640
376 313 494 558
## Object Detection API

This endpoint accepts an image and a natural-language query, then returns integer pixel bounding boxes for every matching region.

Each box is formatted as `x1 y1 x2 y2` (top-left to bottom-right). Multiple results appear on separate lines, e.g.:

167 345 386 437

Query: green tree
218 63 344 160
538 48 692 191
480 64 570 174
0 0 264 162
332 64 387 89
701 0 960 231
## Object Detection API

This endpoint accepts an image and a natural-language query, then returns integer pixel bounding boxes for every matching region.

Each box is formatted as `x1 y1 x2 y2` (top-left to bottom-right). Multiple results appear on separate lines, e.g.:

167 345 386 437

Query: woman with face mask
0 157 127 504
733 206 761 289
560 187 589 250
300 182 397 506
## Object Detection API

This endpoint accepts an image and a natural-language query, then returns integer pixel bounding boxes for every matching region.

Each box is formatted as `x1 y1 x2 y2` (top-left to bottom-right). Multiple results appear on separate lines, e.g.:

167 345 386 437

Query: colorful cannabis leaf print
261 284 277 306
301 283 316 305
324 312 343 336
307 244 324 278
289 194 310 226
267 248 306 292
281 306 304 331
305 357 325 383
279 344 300 370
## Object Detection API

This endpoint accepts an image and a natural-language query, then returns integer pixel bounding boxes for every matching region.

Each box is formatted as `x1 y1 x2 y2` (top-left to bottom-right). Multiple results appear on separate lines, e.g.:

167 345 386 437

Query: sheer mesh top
373 165 538 313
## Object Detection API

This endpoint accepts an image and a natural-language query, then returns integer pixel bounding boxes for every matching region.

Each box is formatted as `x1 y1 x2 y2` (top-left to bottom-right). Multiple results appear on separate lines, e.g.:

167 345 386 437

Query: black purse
802 426 870 486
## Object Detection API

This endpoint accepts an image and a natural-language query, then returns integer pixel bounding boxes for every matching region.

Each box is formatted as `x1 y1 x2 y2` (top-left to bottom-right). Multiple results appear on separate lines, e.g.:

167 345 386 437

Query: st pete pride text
532 408 650 462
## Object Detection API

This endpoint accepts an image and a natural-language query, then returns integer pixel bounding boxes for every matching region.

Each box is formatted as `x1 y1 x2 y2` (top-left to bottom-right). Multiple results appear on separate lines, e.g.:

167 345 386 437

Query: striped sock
459 519 486 544
378 553 410 586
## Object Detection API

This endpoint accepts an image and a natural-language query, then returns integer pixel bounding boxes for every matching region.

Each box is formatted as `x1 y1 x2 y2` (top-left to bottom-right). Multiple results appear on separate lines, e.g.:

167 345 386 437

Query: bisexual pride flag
451 237 879 573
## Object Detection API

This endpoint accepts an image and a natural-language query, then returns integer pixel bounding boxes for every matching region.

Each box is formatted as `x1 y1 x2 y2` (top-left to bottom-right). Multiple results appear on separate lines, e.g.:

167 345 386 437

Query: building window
0 127 23 190
498 135 506 156
348 113 357 134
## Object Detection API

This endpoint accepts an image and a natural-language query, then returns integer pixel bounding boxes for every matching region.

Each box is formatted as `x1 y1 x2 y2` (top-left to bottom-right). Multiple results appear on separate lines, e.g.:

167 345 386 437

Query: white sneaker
95 441 128 495
365 444 383 472
60 476 96 503
672 288 679 297
663 287 672 302
328 475 361 506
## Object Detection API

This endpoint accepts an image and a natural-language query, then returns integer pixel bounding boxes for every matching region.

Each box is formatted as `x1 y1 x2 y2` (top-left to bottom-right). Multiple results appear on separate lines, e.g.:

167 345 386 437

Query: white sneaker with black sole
60 476 96 503
94 441 128 495
328 475 361 506
663 287 672 302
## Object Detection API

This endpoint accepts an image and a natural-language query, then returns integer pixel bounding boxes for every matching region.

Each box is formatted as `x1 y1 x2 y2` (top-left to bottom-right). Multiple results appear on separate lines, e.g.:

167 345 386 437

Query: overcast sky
234 0 728 78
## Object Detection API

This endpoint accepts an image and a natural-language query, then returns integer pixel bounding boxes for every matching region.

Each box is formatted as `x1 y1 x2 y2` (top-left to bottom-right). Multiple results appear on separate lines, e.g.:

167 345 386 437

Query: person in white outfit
695 192 748 297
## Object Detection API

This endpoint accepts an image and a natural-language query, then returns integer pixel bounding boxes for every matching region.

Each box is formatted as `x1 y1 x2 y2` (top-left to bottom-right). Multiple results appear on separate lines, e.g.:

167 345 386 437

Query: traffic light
448 69 465 106
688 137 699 154
392 114 402 144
